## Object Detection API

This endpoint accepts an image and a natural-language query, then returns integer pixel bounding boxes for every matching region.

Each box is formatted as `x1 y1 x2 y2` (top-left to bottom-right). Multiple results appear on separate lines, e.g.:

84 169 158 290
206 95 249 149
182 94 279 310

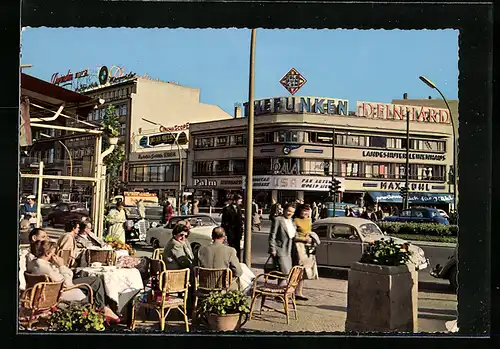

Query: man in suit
221 194 244 259
269 203 297 279
198 227 243 288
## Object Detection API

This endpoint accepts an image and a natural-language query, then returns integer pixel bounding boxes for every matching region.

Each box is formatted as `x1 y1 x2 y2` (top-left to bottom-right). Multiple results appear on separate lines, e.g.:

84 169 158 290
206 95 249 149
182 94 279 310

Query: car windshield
358 223 384 238
68 203 86 211
170 215 216 228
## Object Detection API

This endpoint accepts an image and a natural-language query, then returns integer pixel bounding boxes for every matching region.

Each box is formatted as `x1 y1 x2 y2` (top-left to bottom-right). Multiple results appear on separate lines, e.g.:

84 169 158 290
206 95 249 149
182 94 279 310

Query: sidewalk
241 266 456 333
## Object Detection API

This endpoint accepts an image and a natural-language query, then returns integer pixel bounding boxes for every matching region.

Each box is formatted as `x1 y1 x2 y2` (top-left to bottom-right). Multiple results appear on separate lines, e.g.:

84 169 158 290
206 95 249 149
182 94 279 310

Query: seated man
57 220 80 268
197 227 243 290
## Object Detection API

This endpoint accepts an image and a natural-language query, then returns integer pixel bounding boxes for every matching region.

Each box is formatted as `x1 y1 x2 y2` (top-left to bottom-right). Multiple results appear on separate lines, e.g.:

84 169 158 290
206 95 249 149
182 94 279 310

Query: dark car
46 202 89 227
382 207 449 225
105 205 147 245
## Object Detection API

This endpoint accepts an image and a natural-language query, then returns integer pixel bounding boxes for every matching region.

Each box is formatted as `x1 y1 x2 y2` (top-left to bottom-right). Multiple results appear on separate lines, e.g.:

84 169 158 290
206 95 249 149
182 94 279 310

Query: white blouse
284 218 296 239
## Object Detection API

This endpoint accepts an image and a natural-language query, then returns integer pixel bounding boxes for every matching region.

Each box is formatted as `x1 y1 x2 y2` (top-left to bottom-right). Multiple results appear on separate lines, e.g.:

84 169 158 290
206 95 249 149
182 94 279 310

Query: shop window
149 166 159 182
165 163 180 182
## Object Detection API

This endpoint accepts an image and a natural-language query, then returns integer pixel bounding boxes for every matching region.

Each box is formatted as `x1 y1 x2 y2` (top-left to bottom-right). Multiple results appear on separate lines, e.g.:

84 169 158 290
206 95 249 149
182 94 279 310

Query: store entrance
277 190 298 205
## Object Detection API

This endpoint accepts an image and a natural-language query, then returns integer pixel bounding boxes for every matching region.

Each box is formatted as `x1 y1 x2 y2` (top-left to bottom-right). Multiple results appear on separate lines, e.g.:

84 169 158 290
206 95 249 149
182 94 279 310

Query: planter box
345 262 418 333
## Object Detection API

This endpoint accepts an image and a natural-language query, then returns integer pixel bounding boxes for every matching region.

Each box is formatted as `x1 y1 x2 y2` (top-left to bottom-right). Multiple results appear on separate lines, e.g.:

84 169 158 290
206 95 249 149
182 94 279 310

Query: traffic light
330 179 341 197
400 186 408 197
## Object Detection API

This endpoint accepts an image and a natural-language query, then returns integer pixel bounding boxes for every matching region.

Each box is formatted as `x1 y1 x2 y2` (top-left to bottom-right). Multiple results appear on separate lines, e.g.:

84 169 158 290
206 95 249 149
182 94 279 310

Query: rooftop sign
279 68 307 95
356 101 451 124
243 96 349 117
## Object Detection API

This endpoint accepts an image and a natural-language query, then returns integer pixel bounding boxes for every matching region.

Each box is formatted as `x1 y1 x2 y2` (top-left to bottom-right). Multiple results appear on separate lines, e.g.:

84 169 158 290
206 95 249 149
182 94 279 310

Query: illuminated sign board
138 129 189 148
356 101 451 124
50 65 137 92
243 96 349 117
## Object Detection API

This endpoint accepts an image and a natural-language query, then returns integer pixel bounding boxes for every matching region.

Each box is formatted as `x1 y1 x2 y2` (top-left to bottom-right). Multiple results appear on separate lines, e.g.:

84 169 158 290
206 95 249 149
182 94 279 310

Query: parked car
430 246 457 292
312 217 429 270
46 202 89 227
321 202 360 218
437 209 450 220
381 207 449 225
146 214 244 257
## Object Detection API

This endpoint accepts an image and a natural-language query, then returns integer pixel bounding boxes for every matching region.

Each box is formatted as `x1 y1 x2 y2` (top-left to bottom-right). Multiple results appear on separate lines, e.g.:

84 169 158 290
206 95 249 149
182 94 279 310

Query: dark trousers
73 276 106 309
228 234 242 261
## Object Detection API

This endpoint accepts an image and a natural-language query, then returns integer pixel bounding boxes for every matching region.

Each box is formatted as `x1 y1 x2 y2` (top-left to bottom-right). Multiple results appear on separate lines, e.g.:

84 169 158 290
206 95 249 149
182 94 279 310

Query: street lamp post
244 28 257 266
418 76 457 211
404 110 410 209
142 118 184 216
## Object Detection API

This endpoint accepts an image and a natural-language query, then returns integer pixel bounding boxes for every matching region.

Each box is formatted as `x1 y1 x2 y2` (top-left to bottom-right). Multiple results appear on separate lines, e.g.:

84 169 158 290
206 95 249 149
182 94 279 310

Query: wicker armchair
248 266 304 325
151 248 163 260
131 268 190 332
86 249 117 266
57 250 72 267
192 267 233 323
24 272 94 305
19 280 64 329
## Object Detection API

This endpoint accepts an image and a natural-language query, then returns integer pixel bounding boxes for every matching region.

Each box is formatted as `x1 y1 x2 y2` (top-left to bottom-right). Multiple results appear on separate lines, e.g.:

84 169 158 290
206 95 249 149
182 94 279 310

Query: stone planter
345 262 418 333
206 313 248 331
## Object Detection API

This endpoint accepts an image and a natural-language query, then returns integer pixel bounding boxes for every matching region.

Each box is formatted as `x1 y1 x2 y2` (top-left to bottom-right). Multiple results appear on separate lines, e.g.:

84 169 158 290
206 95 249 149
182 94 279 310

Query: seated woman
27 240 120 323
162 223 194 270
19 228 49 291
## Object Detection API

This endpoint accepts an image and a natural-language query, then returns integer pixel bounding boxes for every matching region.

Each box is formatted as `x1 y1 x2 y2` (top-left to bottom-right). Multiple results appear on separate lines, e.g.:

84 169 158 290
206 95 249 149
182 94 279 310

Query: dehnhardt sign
242 175 345 192
356 101 451 124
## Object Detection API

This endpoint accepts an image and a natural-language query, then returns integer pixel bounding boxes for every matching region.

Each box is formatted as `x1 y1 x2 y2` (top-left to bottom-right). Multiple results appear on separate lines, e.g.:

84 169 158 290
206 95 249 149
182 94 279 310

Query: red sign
51 68 89 85
159 123 190 133
356 101 451 124
279 68 307 95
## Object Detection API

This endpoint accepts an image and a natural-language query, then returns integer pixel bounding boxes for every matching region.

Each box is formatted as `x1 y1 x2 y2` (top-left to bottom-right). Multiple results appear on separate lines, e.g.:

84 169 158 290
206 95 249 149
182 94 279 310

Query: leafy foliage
100 104 125 196
199 290 250 316
377 222 458 237
49 303 105 332
360 237 413 266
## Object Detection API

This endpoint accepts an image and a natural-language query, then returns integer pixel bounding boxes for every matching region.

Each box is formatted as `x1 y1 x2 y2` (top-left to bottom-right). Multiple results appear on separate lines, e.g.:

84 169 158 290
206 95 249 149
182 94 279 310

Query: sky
20 28 459 115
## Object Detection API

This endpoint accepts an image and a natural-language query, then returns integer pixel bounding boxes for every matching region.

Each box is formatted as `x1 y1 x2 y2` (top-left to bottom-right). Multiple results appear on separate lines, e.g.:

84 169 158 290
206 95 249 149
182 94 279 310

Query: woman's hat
27 195 36 199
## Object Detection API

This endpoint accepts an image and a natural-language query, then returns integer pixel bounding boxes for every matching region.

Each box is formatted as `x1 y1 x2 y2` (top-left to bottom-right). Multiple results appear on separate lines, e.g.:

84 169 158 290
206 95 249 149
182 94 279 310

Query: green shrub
360 238 413 266
50 303 105 332
199 290 250 316
377 222 458 237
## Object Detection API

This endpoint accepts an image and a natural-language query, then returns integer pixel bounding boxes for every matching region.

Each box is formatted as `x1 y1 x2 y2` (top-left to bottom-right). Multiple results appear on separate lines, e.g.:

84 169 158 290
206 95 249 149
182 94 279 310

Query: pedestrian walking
221 194 244 260
269 198 279 223
375 205 384 221
180 200 189 216
268 203 297 284
163 201 174 224
311 202 319 223
251 198 262 232
192 199 199 215
107 202 127 243
360 207 369 219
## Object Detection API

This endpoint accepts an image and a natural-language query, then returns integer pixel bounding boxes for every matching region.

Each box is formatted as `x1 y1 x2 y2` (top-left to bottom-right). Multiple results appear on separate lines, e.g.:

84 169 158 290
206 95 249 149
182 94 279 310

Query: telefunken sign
362 151 446 161
244 96 349 117
356 101 451 124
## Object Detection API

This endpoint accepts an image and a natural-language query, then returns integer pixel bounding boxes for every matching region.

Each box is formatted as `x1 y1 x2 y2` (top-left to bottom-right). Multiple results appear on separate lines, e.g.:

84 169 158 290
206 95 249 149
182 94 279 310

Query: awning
367 191 454 204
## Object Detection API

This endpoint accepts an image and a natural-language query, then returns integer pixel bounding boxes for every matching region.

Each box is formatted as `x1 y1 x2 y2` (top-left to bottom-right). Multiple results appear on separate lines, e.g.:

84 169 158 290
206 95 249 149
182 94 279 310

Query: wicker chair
57 250 72 267
86 249 117 266
192 267 233 323
248 266 304 325
131 268 190 332
20 280 64 329
151 248 163 260
24 272 94 305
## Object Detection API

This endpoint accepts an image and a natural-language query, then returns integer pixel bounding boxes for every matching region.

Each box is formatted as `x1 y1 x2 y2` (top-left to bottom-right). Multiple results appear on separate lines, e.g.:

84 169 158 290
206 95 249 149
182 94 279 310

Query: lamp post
40 133 73 190
142 118 184 216
418 76 457 211
244 28 257 266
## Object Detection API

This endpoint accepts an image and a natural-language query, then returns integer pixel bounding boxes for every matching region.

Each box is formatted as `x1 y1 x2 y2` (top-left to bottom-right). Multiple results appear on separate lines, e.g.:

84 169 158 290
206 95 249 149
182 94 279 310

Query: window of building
336 134 367 147
120 123 127 136
271 158 300 175
253 158 271 175
118 89 123 98
165 163 180 182
278 130 299 143
101 109 107 119
88 112 93 121
340 161 360 177
302 159 329 175
194 161 214 175
215 160 230 175
310 132 333 144
120 104 127 116
254 132 273 144
232 159 246 175
216 135 229 147
231 134 246 146
368 136 386 148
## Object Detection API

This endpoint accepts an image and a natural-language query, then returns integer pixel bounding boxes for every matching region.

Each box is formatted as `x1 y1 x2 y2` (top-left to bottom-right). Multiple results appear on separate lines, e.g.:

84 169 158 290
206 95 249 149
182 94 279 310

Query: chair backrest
29 281 64 310
24 272 50 289
286 266 304 292
194 267 232 293
57 250 72 267
86 249 116 266
160 268 190 293
151 248 163 260
149 259 166 277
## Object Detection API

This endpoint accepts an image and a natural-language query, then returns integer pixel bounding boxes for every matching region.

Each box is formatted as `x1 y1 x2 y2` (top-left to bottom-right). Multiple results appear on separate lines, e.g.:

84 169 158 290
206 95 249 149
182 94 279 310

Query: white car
312 217 429 271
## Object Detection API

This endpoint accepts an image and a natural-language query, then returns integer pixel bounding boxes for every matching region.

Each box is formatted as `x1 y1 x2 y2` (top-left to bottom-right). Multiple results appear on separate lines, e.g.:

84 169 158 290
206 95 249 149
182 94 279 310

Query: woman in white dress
107 202 127 243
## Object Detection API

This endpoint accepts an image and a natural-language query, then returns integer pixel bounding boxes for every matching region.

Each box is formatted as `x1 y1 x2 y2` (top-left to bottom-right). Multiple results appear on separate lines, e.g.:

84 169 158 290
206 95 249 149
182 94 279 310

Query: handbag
263 254 281 280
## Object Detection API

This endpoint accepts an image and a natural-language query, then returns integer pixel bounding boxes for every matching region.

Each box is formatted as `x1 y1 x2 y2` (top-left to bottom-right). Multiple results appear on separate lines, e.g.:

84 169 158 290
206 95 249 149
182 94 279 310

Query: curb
407 240 456 248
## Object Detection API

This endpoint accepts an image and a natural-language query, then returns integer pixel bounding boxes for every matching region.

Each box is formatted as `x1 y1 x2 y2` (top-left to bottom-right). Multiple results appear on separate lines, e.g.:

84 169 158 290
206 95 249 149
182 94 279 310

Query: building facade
187 96 456 211
48 65 232 201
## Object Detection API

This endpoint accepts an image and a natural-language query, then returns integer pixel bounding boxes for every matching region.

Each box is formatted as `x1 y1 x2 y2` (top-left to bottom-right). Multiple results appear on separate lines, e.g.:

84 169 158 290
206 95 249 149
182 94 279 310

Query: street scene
18 28 459 333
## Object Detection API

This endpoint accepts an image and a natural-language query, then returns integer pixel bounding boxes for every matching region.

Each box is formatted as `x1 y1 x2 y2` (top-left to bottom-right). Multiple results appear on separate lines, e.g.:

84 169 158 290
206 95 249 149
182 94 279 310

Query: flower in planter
49 303 106 332
360 238 413 267
199 290 250 316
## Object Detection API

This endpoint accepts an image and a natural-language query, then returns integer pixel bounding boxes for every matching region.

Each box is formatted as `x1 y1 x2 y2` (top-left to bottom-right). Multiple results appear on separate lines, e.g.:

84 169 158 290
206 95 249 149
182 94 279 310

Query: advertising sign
244 96 349 117
356 101 451 124
242 176 345 192
279 68 307 95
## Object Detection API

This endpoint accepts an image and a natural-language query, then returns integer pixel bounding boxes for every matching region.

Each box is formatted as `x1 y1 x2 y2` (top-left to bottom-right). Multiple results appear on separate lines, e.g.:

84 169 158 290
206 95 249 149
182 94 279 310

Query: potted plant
199 290 250 331
345 238 417 333
49 303 106 332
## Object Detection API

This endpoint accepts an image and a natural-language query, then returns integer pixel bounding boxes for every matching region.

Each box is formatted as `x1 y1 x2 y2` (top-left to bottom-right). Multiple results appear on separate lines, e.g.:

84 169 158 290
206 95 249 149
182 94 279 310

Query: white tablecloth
76 266 143 313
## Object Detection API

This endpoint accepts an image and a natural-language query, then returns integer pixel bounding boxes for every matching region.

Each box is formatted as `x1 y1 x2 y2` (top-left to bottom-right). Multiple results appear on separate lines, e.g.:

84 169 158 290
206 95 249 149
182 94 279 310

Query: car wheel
152 238 160 249
448 265 458 293
191 243 201 257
